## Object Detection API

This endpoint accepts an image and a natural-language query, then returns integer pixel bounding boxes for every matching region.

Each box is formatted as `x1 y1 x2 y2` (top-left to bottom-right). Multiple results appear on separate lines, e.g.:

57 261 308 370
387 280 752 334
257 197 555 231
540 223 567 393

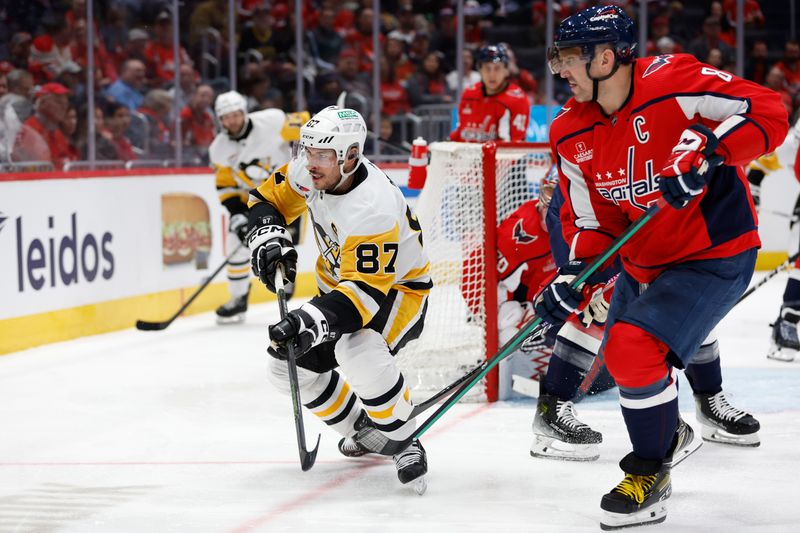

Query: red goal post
397 141 553 402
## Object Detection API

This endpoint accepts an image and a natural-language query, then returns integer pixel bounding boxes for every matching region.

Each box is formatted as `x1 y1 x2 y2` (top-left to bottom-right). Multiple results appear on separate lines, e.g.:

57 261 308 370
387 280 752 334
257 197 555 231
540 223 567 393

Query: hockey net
397 141 552 402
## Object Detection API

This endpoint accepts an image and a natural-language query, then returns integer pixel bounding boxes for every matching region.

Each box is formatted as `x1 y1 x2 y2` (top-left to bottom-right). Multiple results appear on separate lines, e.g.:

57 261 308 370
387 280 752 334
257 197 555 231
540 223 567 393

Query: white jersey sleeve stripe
675 94 750 122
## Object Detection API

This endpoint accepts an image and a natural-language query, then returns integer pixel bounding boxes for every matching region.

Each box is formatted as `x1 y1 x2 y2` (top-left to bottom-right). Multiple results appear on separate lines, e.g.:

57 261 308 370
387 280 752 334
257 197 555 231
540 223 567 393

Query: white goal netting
397 142 552 402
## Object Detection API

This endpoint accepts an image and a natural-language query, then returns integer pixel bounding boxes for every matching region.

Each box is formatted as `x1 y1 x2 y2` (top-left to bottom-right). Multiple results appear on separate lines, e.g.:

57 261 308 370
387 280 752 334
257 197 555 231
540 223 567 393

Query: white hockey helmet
299 106 367 179
214 90 247 118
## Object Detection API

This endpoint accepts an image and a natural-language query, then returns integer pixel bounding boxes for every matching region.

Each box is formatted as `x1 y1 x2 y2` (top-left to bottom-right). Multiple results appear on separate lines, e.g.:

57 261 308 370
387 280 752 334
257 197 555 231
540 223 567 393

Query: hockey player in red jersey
537 5 788 530
450 44 530 143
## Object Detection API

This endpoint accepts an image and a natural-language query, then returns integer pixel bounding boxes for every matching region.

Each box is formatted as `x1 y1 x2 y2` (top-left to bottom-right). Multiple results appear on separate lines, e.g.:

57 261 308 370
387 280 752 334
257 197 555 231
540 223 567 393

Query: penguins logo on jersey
513 220 538 244
311 217 341 275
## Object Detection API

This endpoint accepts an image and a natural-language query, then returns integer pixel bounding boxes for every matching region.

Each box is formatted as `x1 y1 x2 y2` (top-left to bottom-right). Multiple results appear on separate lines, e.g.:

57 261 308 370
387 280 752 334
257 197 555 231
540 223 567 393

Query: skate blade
665 437 702 469
412 476 427 496
600 504 667 531
530 435 599 462
701 426 760 447
216 314 246 325
766 345 797 362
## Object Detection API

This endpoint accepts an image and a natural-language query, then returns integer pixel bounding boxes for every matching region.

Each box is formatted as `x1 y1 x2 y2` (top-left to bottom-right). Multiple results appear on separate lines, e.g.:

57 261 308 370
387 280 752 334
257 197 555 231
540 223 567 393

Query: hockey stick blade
371 200 670 457
135 319 171 331
275 266 321 471
134 243 245 332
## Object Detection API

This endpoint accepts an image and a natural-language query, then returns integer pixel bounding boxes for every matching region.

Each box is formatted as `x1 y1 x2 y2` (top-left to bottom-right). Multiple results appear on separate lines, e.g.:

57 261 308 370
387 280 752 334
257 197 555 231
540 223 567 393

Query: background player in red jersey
449 44 530 143
539 5 788 530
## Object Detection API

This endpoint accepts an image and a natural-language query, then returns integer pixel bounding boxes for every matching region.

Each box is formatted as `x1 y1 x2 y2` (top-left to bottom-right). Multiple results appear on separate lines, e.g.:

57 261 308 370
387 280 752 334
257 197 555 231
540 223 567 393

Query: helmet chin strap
331 155 360 192
585 57 621 103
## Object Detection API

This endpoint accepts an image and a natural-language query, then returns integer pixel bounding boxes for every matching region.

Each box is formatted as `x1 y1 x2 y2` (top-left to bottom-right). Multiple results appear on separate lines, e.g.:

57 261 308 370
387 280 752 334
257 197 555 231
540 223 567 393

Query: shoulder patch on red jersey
642 54 673 78
513 219 538 244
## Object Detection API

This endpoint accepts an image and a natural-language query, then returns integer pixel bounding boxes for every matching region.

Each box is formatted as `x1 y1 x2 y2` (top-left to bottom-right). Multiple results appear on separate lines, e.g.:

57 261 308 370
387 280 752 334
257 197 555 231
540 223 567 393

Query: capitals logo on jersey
642 55 672 78
513 220 538 244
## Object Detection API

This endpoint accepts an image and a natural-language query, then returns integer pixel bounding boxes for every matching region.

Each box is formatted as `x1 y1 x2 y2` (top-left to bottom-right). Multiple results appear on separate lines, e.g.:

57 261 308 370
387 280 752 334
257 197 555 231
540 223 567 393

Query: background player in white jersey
247 107 432 488
208 91 308 323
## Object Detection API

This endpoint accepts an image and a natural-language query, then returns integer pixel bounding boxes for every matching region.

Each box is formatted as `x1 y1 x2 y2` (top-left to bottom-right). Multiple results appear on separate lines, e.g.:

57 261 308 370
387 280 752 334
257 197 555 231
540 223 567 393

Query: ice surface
1 273 799 532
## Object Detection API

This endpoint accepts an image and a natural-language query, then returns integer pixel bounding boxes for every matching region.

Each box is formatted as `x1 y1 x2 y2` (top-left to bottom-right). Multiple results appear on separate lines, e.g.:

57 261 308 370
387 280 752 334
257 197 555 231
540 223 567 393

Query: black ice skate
338 412 375 458
530 392 602 461
767 308 800 362
393 440 427 495
215 291 249 324
664 417 702 469
694 391 760 447
600 462 671 531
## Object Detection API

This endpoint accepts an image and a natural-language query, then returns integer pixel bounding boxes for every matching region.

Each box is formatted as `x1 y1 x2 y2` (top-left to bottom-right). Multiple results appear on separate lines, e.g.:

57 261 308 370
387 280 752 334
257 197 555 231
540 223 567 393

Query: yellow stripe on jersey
385 287 427 347
335 284 373 325
214 166 243 203
249 162 307 224
333 223 401 324
404 264 431 282
316 382 351 418
315 257 338 291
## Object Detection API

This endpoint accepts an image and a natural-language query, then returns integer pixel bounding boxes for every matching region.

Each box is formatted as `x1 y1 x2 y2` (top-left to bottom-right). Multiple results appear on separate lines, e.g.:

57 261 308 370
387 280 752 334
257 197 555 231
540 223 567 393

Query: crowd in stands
0 0 794 171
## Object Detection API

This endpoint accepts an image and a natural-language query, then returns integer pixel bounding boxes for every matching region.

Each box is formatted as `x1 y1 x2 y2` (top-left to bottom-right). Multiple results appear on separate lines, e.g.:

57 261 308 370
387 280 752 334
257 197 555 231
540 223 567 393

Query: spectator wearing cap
385 32 415 83
145 10 192 87
104 59 146 111
103 100 136 161
180 84 216 162
0 69 34 123
431 8 458 69
8 32 32 70
645 16 684 56
238 5 278 63
446 49 481 94
689 16 733 68
406 51 453 108
464 0 489 45
24 83 76 169
117 29 150 71
393 5 419 44
309 6 344 66
31 13 75 82
408 31 431 68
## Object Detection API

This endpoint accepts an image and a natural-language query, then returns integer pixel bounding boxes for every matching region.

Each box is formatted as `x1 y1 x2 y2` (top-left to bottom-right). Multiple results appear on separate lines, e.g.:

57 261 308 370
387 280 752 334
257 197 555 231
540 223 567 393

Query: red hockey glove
658 124 720 209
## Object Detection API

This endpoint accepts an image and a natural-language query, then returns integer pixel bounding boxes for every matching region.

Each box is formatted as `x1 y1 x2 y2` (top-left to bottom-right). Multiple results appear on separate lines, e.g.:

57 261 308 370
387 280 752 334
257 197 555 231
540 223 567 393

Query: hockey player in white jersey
208 91 308 323
247 106 432 489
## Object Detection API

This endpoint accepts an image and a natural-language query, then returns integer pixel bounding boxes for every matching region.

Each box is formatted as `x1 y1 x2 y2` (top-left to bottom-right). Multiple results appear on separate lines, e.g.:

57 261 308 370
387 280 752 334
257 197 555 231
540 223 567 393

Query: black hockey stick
369 199 670 456
736 250 800 305
136 243 246 331
275 266 320 471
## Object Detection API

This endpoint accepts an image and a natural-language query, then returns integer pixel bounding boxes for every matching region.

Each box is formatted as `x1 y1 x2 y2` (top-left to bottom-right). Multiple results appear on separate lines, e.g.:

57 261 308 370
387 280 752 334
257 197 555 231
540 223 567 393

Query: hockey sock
619 378 679 460
685 344 722 395
542 355 586 400
782 279 800 306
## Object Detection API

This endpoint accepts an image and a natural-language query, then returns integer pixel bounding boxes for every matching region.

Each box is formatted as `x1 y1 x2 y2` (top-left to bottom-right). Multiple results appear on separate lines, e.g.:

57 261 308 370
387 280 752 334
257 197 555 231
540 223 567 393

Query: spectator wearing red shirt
144 11 192 87
379 59 410 117
723 0 764 27
645 16 684 56
345 7 384 72
103 100 136 161
775 41 800 97
70 18 117 87
181 84 217 151
406 51 452 108
23 83 76 170
385 32 415 82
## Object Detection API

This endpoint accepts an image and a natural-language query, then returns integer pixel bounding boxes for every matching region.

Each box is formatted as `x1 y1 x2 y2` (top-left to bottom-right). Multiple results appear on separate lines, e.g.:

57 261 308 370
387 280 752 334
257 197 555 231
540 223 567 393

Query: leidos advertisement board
0 174 228 320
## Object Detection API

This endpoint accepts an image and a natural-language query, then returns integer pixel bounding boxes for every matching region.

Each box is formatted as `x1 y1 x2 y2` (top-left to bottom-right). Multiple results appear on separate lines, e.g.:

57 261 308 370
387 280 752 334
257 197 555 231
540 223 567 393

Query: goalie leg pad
267 358 362 437
336 329 416 442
